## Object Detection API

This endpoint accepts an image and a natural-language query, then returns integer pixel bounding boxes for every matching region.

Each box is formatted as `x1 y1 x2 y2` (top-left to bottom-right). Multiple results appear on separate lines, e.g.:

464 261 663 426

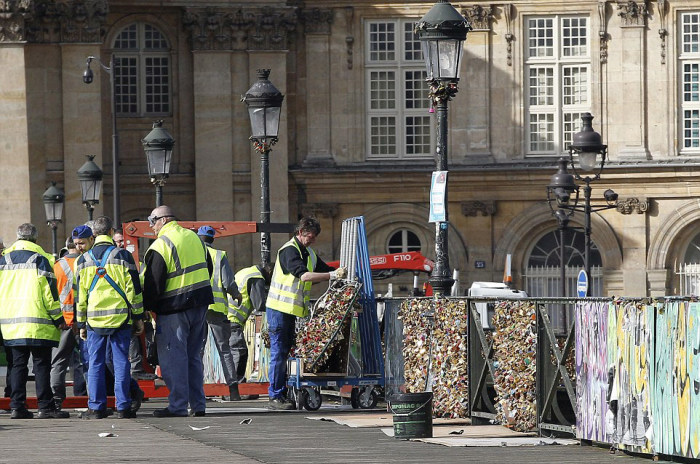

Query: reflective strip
269 280 301 295
212 250 223 289
165 261 208 279
0 262 39 271
0 317 54 325
213 296 228 305
57 259 73 305
132 301 144 310
86 307 129 318
160 280 211 299
47 308 62 317
160 235 181 270
268 287 305 308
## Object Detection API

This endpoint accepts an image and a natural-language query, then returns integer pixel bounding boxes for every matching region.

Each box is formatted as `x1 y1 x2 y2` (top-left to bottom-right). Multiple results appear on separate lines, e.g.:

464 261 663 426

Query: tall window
525 16 590 156
680 12 700 152
113 23 171 117
365 20 432 159
387 229 422 254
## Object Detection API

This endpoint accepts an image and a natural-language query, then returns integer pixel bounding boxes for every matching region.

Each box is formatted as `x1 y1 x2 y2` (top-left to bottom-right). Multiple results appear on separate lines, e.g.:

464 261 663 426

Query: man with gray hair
0 223 67 419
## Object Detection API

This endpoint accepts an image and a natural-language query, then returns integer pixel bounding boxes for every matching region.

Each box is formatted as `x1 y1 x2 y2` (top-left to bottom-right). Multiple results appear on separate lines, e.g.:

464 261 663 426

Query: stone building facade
1 0 700 298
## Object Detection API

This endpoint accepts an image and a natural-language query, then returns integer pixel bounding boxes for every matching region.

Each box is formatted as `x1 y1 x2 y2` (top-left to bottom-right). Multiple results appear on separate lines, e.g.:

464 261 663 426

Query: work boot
228 384 241 401
79 408 108 420
10 408 33 419
37 407 70 419
268 397 294 411
130 388 145 413
117 409 137 419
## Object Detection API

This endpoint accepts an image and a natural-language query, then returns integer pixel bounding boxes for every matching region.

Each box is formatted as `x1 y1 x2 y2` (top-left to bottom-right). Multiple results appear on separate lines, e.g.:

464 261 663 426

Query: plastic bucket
389 392 433 439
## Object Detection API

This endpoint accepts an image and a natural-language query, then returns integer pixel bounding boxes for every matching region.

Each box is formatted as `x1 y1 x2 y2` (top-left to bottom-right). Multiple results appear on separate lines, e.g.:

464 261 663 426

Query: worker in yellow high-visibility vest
143 205 213 418
197 225 242 401
265 217 345 410
0 223 67 419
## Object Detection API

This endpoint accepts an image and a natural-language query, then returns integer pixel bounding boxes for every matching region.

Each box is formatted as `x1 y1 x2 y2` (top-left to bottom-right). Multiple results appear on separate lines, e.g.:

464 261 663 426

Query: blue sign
577 270 588 298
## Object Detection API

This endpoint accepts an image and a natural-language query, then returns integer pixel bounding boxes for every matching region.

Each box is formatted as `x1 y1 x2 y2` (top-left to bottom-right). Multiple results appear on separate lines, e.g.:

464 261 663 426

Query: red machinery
328 251 435 296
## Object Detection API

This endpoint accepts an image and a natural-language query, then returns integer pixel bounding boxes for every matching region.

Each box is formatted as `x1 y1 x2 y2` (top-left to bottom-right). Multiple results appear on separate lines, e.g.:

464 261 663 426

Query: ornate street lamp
83 55 120 223
415 0 470 296
42 182 65 259
547 114 618 298
77 155 103 220
242 69 285 267
142 120 175 207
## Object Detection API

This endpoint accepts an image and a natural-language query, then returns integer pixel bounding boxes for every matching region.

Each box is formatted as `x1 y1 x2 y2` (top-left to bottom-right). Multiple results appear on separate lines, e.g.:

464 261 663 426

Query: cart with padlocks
287 216 385 411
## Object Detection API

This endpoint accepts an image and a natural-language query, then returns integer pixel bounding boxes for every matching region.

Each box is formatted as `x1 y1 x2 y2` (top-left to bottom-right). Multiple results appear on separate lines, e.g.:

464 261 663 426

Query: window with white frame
366 20 432 159
680 12 700 152
387 229 422 254
113 23 171 117
525 16 591 156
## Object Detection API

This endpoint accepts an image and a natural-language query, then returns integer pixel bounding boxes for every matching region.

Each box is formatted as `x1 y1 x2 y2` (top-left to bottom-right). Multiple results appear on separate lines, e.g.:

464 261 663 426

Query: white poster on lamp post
429 171 447 223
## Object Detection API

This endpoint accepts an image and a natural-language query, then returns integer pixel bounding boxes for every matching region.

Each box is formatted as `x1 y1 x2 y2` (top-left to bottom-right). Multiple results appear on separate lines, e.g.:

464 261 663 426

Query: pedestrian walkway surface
0 397 669 463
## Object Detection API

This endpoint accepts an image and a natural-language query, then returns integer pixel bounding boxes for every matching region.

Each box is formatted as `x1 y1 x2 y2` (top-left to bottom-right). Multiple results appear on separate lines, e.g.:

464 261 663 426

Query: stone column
302 8 334 166
615 197 650 295
61 43 105 229
457 5 494 164
612 1 650 160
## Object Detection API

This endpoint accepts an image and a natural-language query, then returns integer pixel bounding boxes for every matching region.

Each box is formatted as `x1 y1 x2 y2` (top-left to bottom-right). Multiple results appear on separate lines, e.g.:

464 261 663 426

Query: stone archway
363 203 468 272
495 202 622 283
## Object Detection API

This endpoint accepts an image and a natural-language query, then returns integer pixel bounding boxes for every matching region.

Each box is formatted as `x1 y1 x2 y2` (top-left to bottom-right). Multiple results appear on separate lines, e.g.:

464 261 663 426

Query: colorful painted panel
653 301 700 458
607 302 653 453
575 301 609 442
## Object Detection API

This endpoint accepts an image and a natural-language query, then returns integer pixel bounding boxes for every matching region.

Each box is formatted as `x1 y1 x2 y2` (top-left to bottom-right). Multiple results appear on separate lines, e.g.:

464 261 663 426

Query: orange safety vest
54 253 78 325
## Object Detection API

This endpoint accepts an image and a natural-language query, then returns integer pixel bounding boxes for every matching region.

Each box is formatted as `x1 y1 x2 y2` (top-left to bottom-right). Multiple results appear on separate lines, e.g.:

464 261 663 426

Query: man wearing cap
0 223 68 419
50 236 87 411
197 225 243 401
228 262 272 400
143 206 213 417
75 216 144 419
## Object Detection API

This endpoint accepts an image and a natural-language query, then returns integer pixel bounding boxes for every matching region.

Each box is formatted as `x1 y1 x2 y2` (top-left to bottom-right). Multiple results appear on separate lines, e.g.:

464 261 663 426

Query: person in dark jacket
143 206 213 417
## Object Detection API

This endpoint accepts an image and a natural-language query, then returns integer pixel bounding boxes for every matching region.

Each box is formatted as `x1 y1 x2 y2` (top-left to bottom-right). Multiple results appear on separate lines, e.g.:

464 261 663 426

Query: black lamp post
242 69 284 267
42 182 65 259
77 155 103 220
142 120 175 207
83 55 120 223
415 0 470 296
547 113 618 297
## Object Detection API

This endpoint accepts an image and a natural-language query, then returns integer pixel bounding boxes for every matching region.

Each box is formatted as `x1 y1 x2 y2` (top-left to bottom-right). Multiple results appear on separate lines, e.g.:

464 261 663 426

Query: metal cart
287 216 385 410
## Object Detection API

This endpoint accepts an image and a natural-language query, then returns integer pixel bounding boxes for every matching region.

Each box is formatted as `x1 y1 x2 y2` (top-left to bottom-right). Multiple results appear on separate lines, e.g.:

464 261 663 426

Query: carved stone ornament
503 4 514 67
301 203 339 218
617 1 648 27
658 0 668 64
301 7 333 35
462 4 492 31
0 0 33 42
0 0 109 43
599 1 609 64
461 200 496 217
183 6 297 51
616 197 649 215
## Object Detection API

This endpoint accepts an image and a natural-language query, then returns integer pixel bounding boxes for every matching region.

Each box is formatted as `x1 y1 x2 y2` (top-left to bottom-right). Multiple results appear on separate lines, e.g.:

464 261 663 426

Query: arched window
387 229 421 254
679 231 700 295
113 23 170 117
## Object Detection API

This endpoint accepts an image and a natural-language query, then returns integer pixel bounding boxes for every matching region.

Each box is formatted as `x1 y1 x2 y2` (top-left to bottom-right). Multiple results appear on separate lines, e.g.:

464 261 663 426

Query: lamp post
415 0 470 296
42 182 65 259
77 155 103 220
242 69 284 267
142 120 175 207
83 55 120 223
547 113 618 297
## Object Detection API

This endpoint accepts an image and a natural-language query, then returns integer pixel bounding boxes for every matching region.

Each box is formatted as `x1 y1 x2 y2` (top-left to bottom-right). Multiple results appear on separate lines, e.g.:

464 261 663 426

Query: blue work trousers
156 306 207 415
86 328 131 412
266 308 296 399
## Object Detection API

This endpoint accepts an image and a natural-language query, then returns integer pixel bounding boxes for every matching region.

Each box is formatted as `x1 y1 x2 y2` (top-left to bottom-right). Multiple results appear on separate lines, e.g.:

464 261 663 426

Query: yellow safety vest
228 265 264 325
75 236 143 329
145 221 211 309
266 239 317 318
206 246 228 315
0 240 61 345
